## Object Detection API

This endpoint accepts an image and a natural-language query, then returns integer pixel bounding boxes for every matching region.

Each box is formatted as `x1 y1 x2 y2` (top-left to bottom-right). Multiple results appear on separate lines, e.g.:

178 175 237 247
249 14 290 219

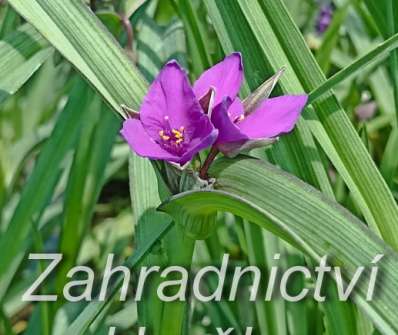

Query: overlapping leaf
204 0 398 248
0 23 52 103
160 156 398 334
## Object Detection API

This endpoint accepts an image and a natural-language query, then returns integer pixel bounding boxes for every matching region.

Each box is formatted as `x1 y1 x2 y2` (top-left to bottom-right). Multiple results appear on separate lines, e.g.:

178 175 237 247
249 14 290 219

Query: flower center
158 126 186 154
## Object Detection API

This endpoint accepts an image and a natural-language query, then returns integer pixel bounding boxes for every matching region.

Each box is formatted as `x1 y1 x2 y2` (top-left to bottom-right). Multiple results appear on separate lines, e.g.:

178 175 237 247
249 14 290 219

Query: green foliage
1 0 398 334
161 156 398 333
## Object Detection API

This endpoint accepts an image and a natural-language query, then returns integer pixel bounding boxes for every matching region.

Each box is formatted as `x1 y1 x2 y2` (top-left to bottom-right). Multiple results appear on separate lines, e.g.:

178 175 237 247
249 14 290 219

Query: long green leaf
0 5 20 38
160 156 398 334
0 79 90 300
8 0 147 115
136 15 187 82
362 0 398 187
212 3 336 201
315 4 349 73
204 0 398 248
62 153 173 334
362 0 390 38
309 32 398 103
63 219 172 335
2 0 150 294
0 23 52 103
172 0 212 77
128 154 171 333
56 98 120 300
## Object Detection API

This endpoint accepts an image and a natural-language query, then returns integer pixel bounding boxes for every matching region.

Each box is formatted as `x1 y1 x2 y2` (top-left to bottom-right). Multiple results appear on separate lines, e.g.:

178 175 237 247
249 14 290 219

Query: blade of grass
0 162 5 224
0 306 15 335
362 0 390 38
31 224 51 335
209 1 335 200
309 31 398 103
344 4 395 118
128 154 171 333
3 0 150 297
380 128 398 185
243 222 286 335
204 0 398 247
8 0 147 116
0 4 20 38
0 78 90 301
361 0 398 187
118 0 146 19
136 15 187 82
56 97 120 304
171 0 212 77
63 219 172 335
316 3 349 73
0 23 53 103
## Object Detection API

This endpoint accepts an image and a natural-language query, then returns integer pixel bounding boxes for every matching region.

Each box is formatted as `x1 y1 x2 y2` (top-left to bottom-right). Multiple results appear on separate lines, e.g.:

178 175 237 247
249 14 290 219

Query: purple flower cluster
121 53 307 166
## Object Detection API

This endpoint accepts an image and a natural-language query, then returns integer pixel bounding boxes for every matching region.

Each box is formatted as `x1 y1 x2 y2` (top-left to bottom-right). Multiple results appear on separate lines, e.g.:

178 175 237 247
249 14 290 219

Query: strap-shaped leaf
56 100 120 297
0 79 91 300
64 218 172 335
160 156 398 335
8 0 148 115
1 0 149 295
309 32 398 103
0 23 52 103
204 0 398 249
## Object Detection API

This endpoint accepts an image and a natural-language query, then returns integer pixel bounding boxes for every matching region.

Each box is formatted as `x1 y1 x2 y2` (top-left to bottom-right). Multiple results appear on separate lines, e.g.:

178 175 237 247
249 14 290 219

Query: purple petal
355 101 376 121
238 95 307 138
180 110 219 163
120 118 180 163
139 60 204 140
228 98 244 121
179 128 219 165
193 52 243 106
210 98 248 144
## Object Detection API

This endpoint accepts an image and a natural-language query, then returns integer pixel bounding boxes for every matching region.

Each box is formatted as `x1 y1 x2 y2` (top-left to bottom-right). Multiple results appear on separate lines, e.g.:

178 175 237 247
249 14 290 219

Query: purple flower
316 4 334 34
193 53 308 156
355 101 377 121
121 61 218 165
122 53 307 166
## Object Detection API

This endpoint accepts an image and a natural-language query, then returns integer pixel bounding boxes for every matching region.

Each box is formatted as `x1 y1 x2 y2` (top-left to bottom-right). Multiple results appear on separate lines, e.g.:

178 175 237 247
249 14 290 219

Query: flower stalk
199 146 219 180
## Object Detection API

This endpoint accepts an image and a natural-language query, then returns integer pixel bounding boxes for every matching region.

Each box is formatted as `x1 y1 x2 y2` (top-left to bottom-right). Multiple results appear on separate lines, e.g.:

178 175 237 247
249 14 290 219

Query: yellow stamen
172 129 183 138
159 130 170 141
175 138 183 144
